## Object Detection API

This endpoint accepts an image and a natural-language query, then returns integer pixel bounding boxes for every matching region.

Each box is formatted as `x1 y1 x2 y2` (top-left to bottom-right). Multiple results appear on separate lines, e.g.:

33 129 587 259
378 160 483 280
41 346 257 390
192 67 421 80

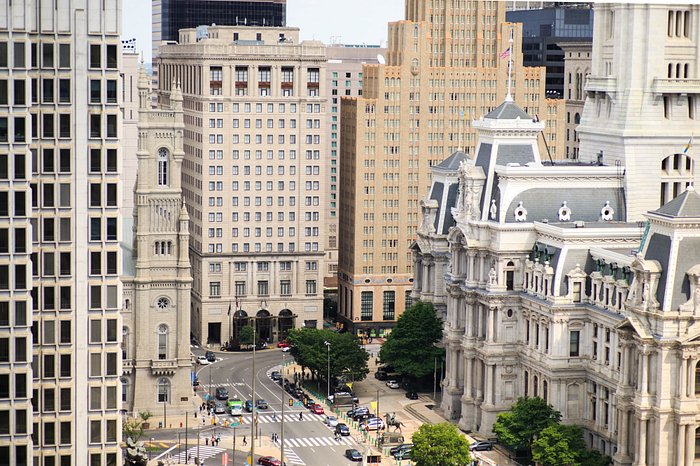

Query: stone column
677 423 686 466
680 357 688 399
476 360 483 400
487 307 495 343
685 423 695 466
618 409 629 456
688 358 697 398
484 364 492 404
466 301 474 337
637 418 647 466
465 358 473 398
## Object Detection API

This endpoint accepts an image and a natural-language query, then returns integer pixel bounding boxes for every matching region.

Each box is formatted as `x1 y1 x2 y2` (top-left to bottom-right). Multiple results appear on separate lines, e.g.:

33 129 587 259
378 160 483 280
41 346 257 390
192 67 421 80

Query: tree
532 424 586 466
379 301 444 379
239 325 254 346
492 397 561 456
579 450 612 466
286 328 369 385
411 422 471 466
123 411 153 443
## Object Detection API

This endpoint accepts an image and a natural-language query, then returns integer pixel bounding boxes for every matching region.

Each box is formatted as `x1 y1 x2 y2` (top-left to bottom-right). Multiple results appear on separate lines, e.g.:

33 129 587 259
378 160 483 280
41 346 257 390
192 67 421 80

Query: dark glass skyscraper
153 0 286 60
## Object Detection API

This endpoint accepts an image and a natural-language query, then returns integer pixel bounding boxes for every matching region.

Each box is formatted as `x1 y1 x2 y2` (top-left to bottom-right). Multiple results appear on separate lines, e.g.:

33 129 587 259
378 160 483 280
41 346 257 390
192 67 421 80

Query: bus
228 399 243 416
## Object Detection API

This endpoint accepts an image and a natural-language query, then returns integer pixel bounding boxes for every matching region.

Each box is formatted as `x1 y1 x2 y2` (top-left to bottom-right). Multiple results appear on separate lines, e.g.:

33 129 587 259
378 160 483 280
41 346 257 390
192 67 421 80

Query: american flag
500 47 511 59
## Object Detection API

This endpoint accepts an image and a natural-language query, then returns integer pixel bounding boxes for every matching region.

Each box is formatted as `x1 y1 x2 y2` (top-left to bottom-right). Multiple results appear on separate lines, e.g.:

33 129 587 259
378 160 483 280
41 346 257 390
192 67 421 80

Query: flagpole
506 25 514 102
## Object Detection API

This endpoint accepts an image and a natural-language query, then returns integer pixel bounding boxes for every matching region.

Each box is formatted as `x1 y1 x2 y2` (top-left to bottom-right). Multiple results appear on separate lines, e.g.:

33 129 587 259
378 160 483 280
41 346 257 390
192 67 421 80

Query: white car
281 346 290 352
325 415 339 427
386 380 400 389
196 355 211 365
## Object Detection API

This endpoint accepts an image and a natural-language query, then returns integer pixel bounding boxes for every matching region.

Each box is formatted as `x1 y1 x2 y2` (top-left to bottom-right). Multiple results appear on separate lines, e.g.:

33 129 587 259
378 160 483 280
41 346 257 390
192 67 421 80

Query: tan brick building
156 26 326 347
338 0 564 336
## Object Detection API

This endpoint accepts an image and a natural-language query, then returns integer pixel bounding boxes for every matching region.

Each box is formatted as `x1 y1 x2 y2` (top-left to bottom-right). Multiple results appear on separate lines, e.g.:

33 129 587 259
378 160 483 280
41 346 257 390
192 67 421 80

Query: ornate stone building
412 4 700 465
121 69 193 417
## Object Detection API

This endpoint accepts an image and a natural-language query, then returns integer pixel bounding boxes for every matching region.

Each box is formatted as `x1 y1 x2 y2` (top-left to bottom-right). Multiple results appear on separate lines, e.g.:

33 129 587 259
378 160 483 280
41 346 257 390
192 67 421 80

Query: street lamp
324 341 331 400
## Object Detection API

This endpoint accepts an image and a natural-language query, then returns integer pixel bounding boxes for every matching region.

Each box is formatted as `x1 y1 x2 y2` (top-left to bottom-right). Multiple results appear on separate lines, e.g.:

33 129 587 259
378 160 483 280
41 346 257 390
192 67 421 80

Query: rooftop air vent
574 221 585 228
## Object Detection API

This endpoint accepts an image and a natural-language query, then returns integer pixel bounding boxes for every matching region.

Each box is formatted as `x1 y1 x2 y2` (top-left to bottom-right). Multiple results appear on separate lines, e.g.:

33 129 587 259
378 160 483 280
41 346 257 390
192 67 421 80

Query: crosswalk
228 413 326 424
281 436 356 448
171 446 226 464
281 448 305 465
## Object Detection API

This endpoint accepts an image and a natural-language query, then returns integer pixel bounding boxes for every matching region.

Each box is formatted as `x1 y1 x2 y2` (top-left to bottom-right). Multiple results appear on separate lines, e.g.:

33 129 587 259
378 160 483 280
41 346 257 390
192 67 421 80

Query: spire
505 25 514 103
170 79 183 111
137 62 150 110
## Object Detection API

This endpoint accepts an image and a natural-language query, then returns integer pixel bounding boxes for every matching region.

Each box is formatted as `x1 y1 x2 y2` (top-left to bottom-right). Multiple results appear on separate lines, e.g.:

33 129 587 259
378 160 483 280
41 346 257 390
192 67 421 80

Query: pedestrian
299 412 303 421
272 412 276 422
205 437 209 446
243 436 247 446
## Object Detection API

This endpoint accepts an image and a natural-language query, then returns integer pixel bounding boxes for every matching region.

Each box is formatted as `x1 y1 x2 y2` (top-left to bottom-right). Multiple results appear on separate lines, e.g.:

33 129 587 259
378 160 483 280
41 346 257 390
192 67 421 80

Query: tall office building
323 44 385 290
559 40 591 159
157 25 326 347
0 1 123 466
152 0 287 65
506 5 593 97
338 0 564 336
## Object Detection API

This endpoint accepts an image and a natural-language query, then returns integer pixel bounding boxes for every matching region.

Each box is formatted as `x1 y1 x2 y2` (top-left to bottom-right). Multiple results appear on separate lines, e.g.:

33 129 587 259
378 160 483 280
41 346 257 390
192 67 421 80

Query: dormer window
158 148 169 186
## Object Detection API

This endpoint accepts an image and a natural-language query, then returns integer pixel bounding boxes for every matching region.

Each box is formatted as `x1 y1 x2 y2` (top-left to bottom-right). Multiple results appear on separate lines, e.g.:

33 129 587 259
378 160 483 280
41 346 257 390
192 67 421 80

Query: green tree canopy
532 424 586 466
411 422 471 466
378 301 444 379
492 397 562 455
238 325 254 346
286 329 369 384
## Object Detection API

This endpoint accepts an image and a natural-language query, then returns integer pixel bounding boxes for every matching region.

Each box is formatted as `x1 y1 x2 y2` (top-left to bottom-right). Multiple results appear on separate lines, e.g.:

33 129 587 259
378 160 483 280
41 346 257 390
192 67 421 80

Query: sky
122 0 404 64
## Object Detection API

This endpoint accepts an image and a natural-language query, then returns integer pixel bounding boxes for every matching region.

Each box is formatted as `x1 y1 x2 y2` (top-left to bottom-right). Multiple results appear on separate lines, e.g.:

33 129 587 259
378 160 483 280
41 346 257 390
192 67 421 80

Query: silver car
325 415 339 427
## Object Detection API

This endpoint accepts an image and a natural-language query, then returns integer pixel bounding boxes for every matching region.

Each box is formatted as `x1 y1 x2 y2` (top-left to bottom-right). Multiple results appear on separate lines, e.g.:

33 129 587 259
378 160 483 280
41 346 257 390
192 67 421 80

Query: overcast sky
122 0 404 63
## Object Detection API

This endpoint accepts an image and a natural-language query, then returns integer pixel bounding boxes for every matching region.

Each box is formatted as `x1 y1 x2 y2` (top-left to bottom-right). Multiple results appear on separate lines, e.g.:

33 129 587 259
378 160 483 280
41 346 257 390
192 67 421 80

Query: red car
258 456 282 466
277 341 289 348
311 403 325 415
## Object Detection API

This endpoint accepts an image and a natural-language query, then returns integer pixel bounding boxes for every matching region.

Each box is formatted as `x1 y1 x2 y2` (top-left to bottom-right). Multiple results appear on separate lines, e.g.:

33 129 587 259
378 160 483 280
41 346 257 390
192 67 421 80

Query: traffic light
289 398 293 407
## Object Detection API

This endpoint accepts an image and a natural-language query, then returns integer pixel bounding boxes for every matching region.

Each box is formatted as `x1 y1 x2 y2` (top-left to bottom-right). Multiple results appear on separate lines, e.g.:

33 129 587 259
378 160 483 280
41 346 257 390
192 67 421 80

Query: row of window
359 290 413 321
210 279 317 297
208 133 321 145
209 102 320 114
216 260 315 273
209 241 320 254
221 195 319 207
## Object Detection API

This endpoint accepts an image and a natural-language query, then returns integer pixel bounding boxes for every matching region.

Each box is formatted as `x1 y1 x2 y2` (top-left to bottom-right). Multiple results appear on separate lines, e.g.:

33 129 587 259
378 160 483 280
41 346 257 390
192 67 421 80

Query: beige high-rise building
0 1 123 465
156 25 326 347
324 45 385 290
338 0 564 336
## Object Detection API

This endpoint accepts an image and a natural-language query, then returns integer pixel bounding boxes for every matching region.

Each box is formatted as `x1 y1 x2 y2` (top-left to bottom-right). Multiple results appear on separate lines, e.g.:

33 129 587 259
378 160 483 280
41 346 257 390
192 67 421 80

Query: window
569 330 580 357
361 291 373 320
382 291 395 320
158 148 169 186
405 291 413 311
106 44 117 69
89 44 101 68
305 280 317 295
258 280 269 296
157 378 170 403
157 325 168 360
280 280 291 296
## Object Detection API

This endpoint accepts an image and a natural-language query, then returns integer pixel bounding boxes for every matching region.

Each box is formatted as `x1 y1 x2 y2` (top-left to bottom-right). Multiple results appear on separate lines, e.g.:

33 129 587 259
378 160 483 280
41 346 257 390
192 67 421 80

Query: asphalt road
185 348 366 466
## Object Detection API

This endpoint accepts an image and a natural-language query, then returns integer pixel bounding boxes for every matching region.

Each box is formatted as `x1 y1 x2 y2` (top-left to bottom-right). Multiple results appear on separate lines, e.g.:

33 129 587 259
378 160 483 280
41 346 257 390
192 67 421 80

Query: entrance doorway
278 309 294 341
207 322 221 345
256 309 272 342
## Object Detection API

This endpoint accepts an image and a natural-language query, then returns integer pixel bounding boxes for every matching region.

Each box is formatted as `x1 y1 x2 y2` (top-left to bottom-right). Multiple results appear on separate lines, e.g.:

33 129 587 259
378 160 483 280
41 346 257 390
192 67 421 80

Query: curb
404 403 433 425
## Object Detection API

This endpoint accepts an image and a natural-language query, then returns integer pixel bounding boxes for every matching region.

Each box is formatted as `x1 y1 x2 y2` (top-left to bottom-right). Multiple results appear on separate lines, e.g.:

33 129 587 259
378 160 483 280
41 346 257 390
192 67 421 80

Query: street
146 347 366 466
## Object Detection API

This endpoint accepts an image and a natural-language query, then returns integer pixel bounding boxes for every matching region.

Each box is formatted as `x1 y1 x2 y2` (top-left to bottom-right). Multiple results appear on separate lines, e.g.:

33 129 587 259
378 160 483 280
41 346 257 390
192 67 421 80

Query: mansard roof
484 101 532 120
652 186 700 218
435 150 468 171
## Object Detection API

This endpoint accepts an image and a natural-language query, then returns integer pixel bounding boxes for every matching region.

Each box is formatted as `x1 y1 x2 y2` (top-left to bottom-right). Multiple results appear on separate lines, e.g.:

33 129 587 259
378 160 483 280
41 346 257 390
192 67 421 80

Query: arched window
695 361 700 395
157 378 170 403
122 327 129 359
157 324 168 360
157 148 169 186
121 377 130 403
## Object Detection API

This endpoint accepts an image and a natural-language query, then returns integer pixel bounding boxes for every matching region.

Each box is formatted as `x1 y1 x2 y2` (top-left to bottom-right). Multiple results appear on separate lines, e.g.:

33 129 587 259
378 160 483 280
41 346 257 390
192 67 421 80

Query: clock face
156 297 170 310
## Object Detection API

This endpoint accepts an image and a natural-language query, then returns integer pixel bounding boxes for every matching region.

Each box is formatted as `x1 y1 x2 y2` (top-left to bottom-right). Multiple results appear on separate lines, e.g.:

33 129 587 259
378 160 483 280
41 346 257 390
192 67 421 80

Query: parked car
310 404 324 415
469 441 494 452
325 415 339 427
293 388 305 399
386 380 400 389
281 346 290 352
205 351 216 362
374 370 388 380
335 423 351 436
304 398 316 409
215 387 229 400
345 449 362 462
270 371 282 381
256 399 268 409
257 456 283 466
213 401 227 414
390 444 413 456
405 391 419 400
394 449 412 460
277 341 289 348
348 407 369 420
361 418 384 431
244 400 254 412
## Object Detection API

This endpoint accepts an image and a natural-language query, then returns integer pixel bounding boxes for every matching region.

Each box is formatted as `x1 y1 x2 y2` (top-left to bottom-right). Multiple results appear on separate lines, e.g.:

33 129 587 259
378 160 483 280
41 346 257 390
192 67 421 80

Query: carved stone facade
121 68 193 417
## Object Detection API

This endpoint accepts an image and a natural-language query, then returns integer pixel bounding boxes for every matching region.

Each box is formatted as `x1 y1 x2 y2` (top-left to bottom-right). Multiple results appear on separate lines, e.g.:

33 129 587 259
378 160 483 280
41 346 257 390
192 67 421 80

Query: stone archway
233 310 248 341
256 309 272 342
278 309 295 340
